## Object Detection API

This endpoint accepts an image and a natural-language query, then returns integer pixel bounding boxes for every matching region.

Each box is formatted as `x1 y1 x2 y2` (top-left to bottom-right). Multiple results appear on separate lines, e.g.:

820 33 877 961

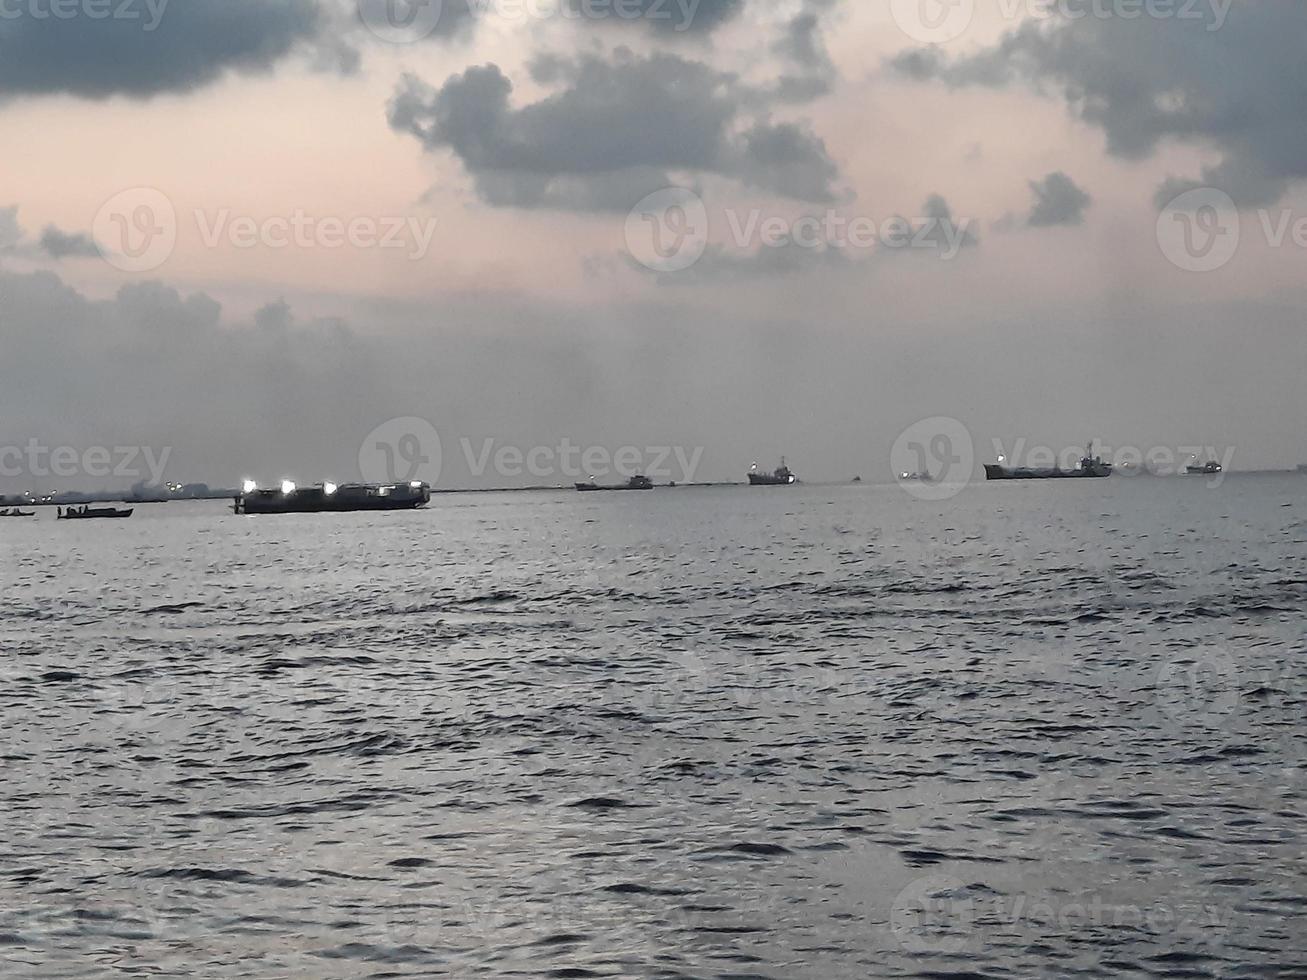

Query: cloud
770 0 839 103
389 51 842 209
888 5 1307 207
0 0 329 100
0 206 21 252
1027 172 1092 227
38 226 99 259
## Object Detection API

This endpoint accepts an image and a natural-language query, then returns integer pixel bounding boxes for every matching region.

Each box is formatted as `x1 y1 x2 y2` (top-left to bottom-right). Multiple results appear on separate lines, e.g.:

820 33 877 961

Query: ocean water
1 476 1304 978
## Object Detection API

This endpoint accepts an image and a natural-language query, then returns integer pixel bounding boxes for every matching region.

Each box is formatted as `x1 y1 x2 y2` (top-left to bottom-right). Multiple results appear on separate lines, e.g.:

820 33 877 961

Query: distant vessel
899 471 934 483
985 442 1113 481
1186 458 1223 475
236 481 430 515
0 508 35 518
749 458 797 486
575 475 654 492
58 506 134 520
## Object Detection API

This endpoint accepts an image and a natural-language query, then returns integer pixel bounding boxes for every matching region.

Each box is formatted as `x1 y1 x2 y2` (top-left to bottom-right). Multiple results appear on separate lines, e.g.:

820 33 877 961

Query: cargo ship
748 458 797 486
984 442 1113 481
235 481 430 515
58 506 134 520
575 475 654 491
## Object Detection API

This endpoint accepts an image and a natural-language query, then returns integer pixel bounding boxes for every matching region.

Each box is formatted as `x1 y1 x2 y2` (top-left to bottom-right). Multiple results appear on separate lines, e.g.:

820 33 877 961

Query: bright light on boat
324 482 338 495
281 480 296 494
242 479 257 494
409 481 423 488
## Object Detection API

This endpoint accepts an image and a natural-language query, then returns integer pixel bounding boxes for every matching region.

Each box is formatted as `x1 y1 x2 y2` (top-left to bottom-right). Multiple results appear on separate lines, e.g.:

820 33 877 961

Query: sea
1 475 1304 979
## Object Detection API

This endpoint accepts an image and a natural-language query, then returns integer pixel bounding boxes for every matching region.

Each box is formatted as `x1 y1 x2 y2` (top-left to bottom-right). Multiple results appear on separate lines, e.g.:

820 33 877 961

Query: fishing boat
985 441 1113 481
575 475 654 491
1186 457 1223 475
235 481 430 515
57 506 134 520
748 458 797 486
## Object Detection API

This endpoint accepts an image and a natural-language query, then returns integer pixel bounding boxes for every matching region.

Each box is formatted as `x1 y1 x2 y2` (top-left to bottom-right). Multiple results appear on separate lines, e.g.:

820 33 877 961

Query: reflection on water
1 477 1304 977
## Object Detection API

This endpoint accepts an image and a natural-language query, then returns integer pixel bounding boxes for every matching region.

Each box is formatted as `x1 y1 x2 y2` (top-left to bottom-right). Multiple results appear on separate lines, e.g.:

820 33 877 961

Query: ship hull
748 474 796 486
238 484 430 515
984 465 1111 481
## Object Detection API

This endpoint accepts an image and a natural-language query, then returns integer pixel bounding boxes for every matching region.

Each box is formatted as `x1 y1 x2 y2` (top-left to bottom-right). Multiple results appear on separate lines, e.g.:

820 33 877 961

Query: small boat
57 506 134 520
748 458 797 486
575 475 654 492
0 508 35 518
1186 458 1223 475
985 441 1113 481
898 471 934 483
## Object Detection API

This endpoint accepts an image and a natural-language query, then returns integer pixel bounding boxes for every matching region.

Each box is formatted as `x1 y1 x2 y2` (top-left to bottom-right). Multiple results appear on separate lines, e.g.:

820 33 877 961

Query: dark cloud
1027 172 1092 227
888 4 1306 207
560 0 742 35
0 0 325 99
904 194 977 256
38 226 98 259
770 0 839 102
389 51 841 209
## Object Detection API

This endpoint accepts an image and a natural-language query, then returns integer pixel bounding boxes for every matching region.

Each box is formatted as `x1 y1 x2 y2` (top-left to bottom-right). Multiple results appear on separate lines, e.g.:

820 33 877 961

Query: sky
1 0 1305 491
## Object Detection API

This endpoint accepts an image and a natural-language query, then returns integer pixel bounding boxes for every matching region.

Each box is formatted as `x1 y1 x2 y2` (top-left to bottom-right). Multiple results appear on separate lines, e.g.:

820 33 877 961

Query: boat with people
575 475 654 491
0 508 35 518
749 458 798 486
57 506 134 520
234 481 431 515
984 442 1114 481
